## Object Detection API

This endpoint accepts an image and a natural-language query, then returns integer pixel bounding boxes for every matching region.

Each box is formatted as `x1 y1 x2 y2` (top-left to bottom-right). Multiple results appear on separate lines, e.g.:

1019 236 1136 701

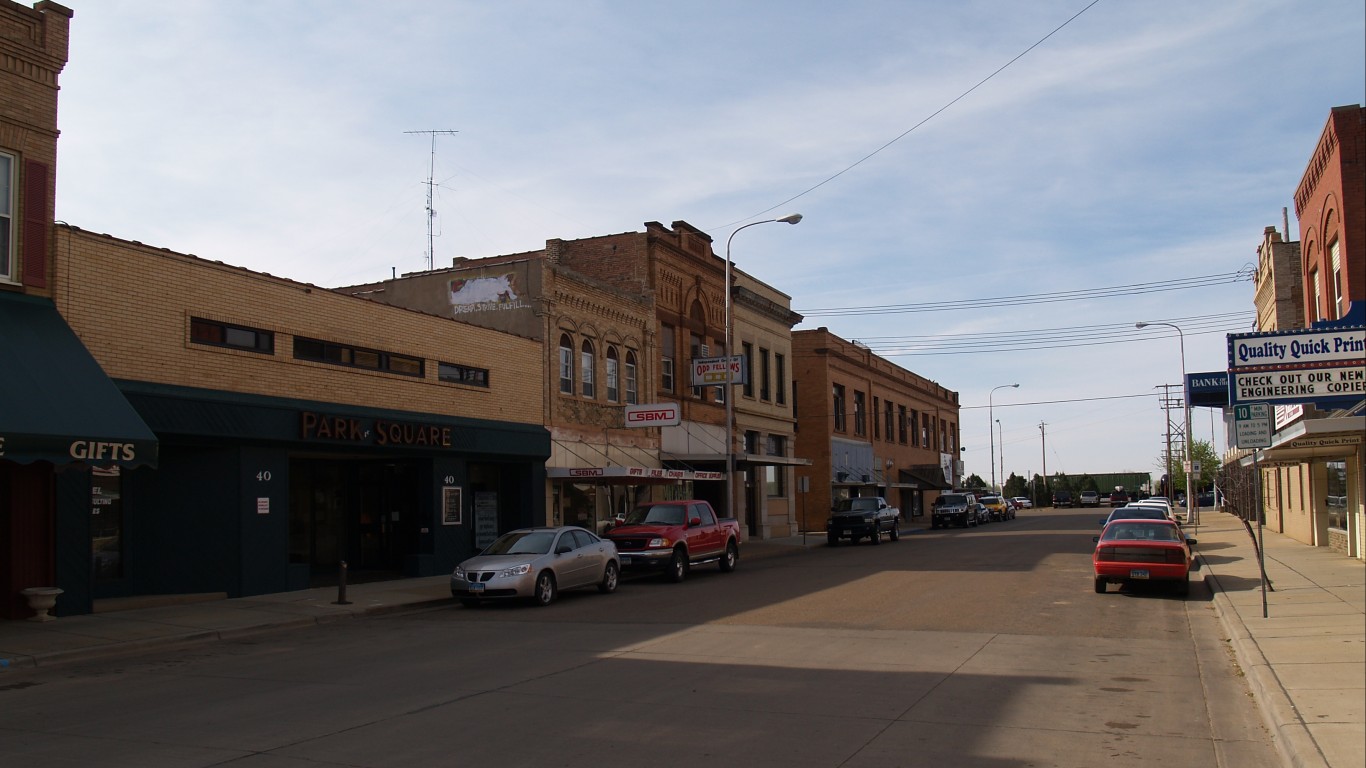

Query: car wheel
1094 577 1106 594
459 598 481 608
870 528 882 545
719 541 738 572
1176 573 1190 597
666 547 688 583
533 571 557 606
890 525 900 542
598 561 619 594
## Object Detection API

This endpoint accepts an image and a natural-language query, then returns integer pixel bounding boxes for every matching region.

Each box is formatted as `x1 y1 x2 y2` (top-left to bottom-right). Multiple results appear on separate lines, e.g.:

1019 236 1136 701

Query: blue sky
53 1 1365 482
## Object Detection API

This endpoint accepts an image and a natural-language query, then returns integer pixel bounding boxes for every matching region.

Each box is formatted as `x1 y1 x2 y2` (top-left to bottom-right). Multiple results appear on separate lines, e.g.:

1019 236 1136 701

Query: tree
1003 473 1028 498
1155 439 1220 493
963 474 987 491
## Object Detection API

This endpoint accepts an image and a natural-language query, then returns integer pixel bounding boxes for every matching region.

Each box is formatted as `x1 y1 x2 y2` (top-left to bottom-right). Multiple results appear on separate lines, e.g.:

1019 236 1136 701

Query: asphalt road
0 507 1280 768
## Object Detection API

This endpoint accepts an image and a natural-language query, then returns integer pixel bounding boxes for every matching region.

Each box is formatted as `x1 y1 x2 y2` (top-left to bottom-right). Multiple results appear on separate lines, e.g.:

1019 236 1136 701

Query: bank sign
1227 326 1366 406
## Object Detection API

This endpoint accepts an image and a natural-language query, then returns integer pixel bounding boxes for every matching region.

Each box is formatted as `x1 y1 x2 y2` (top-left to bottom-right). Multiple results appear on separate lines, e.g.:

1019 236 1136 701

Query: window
775 353 787 405
580 339 596 398
0 152 12 282
606 347 620 402
661 324 675 392
1311 269 1323 322
439 361 489 387
190 317 274 354
759 347 771 401
625 350 639 404
765 433 785 456
1330 240 1344 319
765 465 786 498
558 334 574 394
872 397 880 439
742 342 754 397
690 333 705 399
293 336 423 377
853 391 866 436
898 405 908 444
833 384 847 431
885 402 894 442
745 430 760 453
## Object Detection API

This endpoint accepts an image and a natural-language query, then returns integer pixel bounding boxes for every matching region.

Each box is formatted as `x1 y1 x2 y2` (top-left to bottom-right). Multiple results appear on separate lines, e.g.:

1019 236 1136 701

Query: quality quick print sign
1227 326 1366 406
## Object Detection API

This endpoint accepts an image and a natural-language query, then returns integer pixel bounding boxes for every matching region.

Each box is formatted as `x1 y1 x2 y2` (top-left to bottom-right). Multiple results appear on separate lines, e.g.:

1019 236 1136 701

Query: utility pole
404 129 459 271
1038 421 1047 506
1156 384 1184 499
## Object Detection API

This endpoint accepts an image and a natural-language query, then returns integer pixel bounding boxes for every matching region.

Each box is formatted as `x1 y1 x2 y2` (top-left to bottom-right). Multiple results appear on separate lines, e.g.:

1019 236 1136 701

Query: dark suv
931 493 977 529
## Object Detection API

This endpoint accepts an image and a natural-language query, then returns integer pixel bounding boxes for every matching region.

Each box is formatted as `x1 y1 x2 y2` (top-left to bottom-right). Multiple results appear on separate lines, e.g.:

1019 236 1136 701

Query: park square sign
1227 325 1366 406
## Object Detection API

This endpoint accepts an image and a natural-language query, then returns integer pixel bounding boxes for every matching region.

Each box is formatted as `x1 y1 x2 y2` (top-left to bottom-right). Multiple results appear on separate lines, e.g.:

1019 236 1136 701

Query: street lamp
1136 321 1194 526
988 384 1019 494
996 418 1004 492
724 214 801 523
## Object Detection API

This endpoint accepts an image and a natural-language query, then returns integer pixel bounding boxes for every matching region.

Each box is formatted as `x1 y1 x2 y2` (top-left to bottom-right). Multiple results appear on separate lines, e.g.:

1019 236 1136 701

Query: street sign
1234 403 1272 449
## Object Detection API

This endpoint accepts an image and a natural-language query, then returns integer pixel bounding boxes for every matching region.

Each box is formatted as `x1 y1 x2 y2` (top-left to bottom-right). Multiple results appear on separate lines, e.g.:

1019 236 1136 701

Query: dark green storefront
54 381 549 614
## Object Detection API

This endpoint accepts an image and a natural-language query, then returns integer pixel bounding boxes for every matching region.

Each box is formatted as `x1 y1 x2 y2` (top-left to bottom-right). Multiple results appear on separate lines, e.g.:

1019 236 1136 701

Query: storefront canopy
0 293 157 468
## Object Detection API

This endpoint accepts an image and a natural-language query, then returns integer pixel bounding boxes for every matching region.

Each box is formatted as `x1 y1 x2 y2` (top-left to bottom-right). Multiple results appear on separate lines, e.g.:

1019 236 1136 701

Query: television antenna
404 129 459 271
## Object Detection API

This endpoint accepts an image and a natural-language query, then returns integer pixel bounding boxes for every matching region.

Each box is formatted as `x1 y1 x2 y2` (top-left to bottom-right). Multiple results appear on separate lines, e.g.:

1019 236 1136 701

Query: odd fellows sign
301 411 453 448
1227 324 1366 407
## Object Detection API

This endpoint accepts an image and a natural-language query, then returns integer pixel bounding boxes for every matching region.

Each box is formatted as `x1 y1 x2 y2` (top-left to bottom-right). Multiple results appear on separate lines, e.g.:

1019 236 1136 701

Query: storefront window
91 466 123 580
1326 460 1347 530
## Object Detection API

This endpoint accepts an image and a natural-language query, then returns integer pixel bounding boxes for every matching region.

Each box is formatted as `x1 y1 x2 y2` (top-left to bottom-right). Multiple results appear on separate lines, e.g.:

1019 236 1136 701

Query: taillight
1166 549 1187 564
1096 547 1116 562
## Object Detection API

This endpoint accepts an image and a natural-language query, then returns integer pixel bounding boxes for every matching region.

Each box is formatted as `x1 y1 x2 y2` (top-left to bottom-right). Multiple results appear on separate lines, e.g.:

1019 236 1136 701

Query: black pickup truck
827 497 901 545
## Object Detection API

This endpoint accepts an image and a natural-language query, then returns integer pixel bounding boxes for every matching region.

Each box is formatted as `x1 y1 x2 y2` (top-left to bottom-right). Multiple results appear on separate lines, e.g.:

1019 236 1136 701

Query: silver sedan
451 526 620 607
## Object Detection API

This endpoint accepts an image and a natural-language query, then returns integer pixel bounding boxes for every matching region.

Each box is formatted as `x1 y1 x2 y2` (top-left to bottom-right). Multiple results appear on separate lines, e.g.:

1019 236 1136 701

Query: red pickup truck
604 500 740 582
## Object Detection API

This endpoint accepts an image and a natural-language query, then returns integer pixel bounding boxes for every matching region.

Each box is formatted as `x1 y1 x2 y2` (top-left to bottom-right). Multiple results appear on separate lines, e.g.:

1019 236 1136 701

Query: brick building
343 220 806 539
791 328 961 532
2 0 550 617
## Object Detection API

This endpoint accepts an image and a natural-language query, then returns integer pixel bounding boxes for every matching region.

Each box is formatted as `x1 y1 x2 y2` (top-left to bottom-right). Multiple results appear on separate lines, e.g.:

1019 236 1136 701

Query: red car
1092 519 1197 596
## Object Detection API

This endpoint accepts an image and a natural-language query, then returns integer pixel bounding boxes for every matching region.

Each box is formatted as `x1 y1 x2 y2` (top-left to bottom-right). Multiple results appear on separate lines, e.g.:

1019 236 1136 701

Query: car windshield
937 494 968 507
1102 523 1180 542
835 498 880 512
981 496 1001 504
484 530 556 555
622 504 686 525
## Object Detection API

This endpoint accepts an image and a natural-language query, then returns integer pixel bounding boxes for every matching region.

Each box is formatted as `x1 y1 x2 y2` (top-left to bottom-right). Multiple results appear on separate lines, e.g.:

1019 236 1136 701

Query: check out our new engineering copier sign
1227 325 1366 407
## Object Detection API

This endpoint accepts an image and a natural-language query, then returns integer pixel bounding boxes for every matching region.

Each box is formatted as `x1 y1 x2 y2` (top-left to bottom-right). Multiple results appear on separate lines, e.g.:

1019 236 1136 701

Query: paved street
0 508 1282 767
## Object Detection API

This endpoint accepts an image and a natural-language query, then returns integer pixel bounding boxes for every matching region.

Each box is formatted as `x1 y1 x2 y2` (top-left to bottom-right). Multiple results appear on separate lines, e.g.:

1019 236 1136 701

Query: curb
1200 559 1329 768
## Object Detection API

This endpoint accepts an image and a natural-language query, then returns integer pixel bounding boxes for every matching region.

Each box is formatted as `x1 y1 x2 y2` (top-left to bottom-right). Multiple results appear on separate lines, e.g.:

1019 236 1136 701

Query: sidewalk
1191 512 1365 768
1 515 1361 768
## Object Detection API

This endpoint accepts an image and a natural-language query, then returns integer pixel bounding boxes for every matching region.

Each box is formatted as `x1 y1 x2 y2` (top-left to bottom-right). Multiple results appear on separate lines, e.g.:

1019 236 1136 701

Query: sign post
1233 402 1272 618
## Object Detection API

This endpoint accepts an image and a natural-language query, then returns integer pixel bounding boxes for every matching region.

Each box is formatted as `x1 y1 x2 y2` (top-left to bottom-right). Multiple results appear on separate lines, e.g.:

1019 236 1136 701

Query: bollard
334 560 352 605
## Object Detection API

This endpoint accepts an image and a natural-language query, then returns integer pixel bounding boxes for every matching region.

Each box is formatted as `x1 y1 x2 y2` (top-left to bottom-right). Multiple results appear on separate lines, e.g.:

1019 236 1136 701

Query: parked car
451 526 619 607
1127 498 1176 522
1052 490 1074 508
827 496 902 546
1011 497 1033 509
973 501 992 525
980 495 1013 522
1079 491 1100 508
931 492 977 528
605 500 740 582
1099 506 1170 526
1093 519 1197 596
1109 489 1130 506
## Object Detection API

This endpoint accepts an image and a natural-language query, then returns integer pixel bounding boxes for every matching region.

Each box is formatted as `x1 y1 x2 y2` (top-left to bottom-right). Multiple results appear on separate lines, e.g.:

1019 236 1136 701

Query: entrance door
290 459 420 583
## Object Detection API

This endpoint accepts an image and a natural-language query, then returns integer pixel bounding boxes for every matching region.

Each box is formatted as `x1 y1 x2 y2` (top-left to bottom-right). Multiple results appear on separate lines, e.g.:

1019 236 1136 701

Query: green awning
0 293 157 468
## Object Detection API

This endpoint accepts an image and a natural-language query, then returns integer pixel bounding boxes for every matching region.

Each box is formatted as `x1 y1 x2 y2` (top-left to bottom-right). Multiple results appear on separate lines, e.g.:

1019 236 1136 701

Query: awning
736 452 811 468
548 466 723 482
0 293 157 468
900 465 953 490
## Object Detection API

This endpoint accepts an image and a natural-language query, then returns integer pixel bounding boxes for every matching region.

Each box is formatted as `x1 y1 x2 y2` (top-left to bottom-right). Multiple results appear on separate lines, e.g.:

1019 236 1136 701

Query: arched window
625 350 639 405
558 334 574 394
606 347 620 403
580 339 596 398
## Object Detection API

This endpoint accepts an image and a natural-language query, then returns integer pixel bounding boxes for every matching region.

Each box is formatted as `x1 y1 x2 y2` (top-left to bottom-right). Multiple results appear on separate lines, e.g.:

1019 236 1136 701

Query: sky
52 1 1365 484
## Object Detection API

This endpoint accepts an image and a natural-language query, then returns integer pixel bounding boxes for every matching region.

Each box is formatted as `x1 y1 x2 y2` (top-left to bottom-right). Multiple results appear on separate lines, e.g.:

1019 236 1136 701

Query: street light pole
988 384 1019 494
996 418 1004 492
724 214 801 523
1137 321 1194 526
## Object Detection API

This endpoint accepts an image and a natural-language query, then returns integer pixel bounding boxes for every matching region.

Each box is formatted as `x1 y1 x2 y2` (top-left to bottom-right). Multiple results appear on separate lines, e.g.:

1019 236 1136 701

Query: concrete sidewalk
1 514 1361 768
1191 512 1365 768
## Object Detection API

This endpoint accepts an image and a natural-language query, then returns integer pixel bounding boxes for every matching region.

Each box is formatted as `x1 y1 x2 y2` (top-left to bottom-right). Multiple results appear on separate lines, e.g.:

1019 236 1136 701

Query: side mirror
1185 537 1198 546
1098 519 1107 525
688 517 702 527
1092 536 1100 543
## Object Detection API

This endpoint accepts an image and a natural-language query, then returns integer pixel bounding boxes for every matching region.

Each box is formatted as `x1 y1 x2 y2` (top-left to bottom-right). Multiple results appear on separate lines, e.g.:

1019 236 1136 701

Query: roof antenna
404 129 459 271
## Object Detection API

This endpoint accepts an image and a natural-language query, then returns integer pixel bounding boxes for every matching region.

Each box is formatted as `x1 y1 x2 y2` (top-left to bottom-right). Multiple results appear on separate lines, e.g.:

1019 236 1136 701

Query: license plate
468 582 485 593
1129 569 1150 580
619 555 635 564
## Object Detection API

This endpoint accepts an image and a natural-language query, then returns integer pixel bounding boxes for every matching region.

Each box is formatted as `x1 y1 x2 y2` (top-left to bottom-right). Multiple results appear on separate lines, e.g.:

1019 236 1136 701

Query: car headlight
453 566 466 579
499 564 532 577
645 537 671 548
864 515 876 523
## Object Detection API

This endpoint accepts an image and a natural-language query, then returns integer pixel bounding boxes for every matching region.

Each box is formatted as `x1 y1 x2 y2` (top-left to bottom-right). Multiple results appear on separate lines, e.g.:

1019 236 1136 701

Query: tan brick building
2 0 551 618
792 328 961 532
